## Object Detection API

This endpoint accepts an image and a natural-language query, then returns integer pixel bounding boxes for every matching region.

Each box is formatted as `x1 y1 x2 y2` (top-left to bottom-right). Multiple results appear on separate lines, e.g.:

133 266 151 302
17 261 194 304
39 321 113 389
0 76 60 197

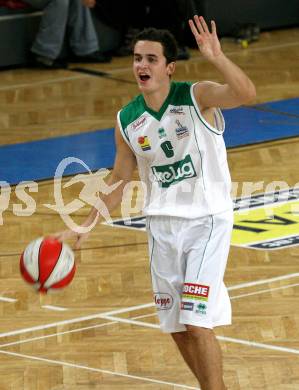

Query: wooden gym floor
0 26 299 389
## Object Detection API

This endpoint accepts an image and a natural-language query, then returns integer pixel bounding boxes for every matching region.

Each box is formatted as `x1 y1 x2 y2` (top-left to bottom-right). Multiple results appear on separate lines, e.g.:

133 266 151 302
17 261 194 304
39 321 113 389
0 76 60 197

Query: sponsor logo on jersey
131 116 147 131
232 187 299 250
151 154 196 188
158 128 167 139
175 119 189 139
181 301 194 311
182 283 210 301
160 140 174 158
138 136 151 151
170 106 185 115
154 293 173 310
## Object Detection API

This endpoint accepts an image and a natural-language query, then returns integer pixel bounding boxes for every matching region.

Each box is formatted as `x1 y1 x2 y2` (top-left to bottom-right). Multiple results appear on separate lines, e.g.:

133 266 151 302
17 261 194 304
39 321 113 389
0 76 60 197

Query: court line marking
41 305 68 312
0 296 17 303
0 311 160 349
0 272 298 339
0 349 199 390
230 282 299 300
0 74 91 92
2 309 299 358
0 274 295 348
0 319 119 348
0 276 299 348
3 281 298 349
227 272 299 291
1 41 298 92
8 308 295 358
0 311 116 339
102 315 299 356
101 315 160 329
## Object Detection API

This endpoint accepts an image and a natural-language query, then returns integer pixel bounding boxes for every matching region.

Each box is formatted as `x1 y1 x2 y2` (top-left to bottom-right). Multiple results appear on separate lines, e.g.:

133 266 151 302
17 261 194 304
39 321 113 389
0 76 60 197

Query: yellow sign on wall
232 188 299 250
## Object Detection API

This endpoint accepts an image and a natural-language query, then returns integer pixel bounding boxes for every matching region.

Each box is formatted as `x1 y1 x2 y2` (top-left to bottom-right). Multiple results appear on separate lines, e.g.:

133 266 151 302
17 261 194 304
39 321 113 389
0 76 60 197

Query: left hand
188 15 222 61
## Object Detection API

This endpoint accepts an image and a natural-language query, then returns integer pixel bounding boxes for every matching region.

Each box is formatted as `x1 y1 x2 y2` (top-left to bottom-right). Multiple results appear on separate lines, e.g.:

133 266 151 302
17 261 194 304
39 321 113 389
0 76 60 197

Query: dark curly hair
131 28 178 64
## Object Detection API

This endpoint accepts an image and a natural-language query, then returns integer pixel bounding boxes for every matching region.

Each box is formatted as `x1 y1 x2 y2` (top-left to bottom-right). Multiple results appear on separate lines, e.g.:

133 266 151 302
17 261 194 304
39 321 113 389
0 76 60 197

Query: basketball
20 237 76 293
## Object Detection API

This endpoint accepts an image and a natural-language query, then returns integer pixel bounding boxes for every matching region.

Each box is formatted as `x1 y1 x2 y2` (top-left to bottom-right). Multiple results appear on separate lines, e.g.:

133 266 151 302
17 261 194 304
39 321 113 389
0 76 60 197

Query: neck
143 82 171 112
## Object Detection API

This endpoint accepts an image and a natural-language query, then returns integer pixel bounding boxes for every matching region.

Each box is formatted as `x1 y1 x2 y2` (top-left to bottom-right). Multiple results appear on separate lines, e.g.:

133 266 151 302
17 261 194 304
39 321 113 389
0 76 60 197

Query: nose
137 58 149 68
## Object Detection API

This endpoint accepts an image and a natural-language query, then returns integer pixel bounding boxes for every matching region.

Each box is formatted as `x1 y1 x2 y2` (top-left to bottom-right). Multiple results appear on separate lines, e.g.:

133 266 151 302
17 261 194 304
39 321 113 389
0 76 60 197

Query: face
133 40 175 94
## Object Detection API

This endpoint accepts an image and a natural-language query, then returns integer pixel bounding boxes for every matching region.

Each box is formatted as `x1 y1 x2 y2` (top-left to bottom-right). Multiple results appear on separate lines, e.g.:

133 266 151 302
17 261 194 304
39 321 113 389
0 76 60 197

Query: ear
167 62 176 76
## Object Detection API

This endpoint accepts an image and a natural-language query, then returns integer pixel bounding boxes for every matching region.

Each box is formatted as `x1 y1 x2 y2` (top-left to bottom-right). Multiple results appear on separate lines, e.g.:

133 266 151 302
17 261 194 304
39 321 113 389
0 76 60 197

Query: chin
138 84 150 93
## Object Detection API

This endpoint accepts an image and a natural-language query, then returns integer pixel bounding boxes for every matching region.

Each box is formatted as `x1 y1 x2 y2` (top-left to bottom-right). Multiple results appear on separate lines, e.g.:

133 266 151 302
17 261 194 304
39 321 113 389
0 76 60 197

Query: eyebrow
134 53 158 59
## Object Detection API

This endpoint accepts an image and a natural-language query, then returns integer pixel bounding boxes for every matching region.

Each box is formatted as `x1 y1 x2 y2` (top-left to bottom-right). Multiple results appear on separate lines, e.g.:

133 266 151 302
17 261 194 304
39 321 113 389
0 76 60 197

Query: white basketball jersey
117 82 232 218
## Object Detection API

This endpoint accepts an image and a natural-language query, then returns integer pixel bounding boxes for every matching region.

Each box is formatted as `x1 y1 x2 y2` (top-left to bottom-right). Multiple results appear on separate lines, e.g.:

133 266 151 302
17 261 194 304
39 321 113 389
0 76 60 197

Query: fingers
188 18 203 46
199 15 210 33
74 233 88 250
47 229 87 251
211 20 217 36
48 230 74 243
74 236 83 250
47 232 64 242
188 19 199 38
189 15 215 35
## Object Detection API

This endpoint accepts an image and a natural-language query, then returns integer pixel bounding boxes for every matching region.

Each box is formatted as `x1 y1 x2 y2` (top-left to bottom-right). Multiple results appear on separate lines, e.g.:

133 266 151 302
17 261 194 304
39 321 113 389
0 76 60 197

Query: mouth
139 74 151 83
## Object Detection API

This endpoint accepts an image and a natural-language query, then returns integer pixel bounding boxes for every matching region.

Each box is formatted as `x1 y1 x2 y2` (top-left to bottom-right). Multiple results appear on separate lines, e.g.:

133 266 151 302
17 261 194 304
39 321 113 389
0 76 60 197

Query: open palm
189 15 222 60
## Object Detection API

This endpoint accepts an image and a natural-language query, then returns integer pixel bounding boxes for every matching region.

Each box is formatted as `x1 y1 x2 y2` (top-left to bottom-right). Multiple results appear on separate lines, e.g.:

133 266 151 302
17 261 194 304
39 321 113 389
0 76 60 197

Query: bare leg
171 331 198 377
171 325 226 390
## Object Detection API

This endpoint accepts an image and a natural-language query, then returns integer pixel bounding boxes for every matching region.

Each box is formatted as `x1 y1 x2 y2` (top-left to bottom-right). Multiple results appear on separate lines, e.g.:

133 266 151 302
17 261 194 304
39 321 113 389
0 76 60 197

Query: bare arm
189 15 256 109
81 122 136 229
54 122 136 248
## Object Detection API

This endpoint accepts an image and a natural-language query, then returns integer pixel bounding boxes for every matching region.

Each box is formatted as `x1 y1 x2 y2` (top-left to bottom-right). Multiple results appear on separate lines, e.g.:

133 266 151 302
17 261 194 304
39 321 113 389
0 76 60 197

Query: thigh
146 216 186 333
180 210 233 328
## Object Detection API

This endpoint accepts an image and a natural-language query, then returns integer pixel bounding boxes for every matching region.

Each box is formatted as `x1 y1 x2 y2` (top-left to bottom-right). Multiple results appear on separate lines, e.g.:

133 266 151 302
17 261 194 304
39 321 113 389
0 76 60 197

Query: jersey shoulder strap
119 95 146 130
170 81 194 107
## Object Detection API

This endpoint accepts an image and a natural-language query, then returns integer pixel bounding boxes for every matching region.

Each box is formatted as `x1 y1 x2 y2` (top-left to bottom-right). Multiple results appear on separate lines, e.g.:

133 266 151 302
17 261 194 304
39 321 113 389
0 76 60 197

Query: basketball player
54 15 256 390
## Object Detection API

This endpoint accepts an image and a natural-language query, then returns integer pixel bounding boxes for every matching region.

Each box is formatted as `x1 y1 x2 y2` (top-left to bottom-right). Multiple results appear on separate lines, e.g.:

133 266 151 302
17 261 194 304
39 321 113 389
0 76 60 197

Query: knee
185 324 214 339
171 330 187 342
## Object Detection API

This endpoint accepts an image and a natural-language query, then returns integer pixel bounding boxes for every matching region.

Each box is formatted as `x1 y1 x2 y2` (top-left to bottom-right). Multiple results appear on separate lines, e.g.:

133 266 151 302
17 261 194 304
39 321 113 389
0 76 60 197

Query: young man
55 15 256 390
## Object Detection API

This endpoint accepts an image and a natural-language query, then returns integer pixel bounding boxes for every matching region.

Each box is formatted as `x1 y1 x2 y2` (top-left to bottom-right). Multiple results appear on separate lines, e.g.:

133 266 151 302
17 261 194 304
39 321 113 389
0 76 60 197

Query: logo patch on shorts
182 283 210 301
196 303 207 315
154 293 173 310
181 301 194 311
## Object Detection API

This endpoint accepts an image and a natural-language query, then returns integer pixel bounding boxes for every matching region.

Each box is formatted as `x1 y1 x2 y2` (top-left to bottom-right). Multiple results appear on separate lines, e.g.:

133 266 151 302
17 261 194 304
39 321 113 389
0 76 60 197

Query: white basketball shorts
146 209 233 333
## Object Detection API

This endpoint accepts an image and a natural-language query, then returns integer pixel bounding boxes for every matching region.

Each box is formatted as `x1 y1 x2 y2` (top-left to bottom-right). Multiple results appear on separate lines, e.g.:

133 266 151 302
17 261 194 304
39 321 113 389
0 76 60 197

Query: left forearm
210 52 256 102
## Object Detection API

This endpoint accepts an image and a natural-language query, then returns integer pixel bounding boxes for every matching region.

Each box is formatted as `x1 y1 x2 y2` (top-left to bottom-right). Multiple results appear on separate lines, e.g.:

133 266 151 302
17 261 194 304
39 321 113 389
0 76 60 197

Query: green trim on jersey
118 94 147 131
190 84 224 135
193 108 224 135
119 81 194 127
189 106 206 190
